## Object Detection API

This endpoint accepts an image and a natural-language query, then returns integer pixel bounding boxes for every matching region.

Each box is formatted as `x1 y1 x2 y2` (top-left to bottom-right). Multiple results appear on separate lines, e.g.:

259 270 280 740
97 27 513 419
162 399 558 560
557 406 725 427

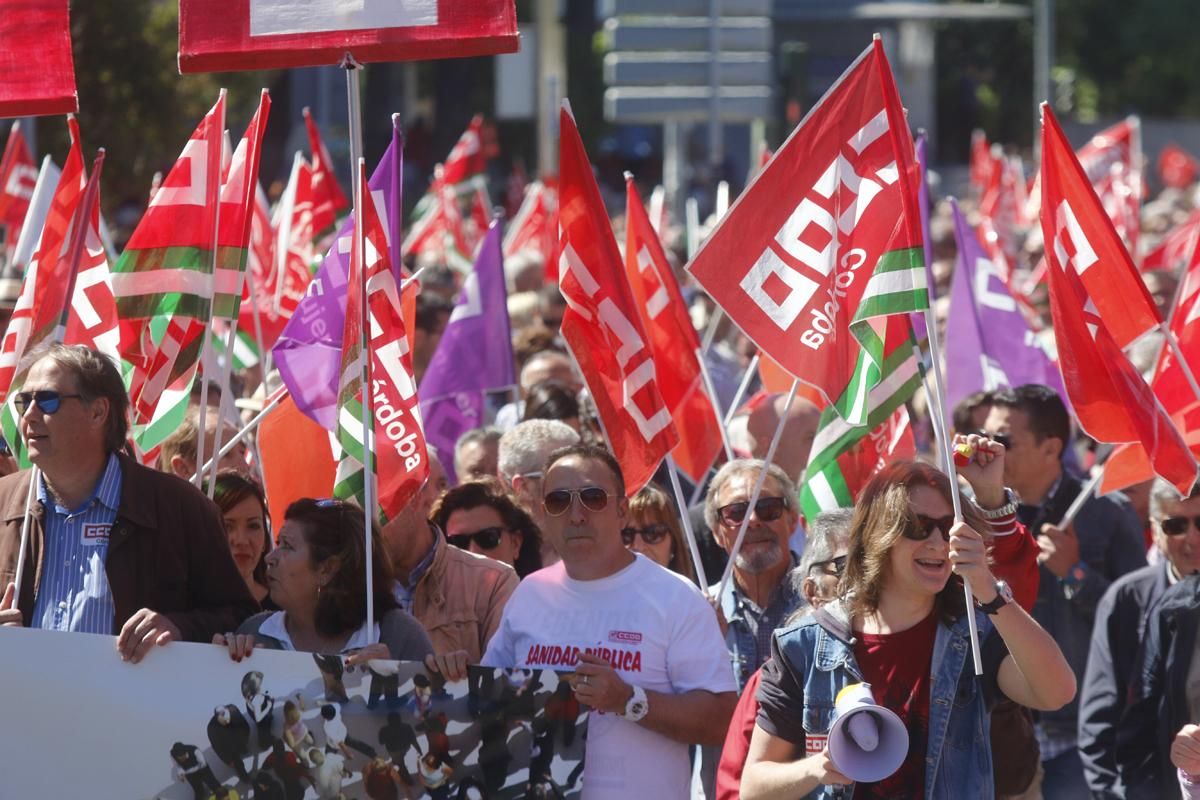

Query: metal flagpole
194 89 228 488
667 454 709 588
714 378 797 601
722 352 759 428
922 304 984 676
192 388 289 483
343 56 375 634
1057 465 1104 529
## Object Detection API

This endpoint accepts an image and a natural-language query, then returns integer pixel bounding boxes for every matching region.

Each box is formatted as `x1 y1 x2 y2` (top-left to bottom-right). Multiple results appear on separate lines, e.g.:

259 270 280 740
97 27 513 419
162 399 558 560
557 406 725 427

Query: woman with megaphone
741 446 1077 799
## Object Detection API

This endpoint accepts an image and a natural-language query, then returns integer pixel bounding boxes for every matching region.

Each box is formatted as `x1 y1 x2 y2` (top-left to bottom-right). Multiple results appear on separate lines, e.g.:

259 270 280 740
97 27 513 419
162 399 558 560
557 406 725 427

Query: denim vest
773 600 997 800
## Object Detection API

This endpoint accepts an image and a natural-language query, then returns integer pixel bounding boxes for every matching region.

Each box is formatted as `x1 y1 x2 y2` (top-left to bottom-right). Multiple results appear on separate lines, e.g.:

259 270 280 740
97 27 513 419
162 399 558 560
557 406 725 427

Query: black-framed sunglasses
717 496 787 527
809 554 848 577
543 487 613 517
904 513 955 543
621 523 670 546
13 390 84 415
448 527 508 550
1159 516 1200 536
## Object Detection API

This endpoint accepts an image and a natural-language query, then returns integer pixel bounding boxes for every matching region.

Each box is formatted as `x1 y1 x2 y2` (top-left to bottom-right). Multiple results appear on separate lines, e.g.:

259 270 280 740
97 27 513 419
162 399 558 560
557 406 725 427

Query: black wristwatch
977 580 1013 616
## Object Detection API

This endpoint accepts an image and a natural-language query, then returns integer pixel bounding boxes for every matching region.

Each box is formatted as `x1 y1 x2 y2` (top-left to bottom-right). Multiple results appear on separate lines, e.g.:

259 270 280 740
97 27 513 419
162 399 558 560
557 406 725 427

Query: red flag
0 122 38 241
1041 105 1161 349
833 405 916 504
1041 119 1197 494
0 119 86 402
1142 210 1200 273
1077 117 1143 257
1158 143 1198 189
179 0 518 72
441 114 487 189
341 160 430 518
0 0 77 116
503 180 557 263
303 108 349 238
624 174 722 483
979 148 1029 266
559 104 678 491
685 37 924 420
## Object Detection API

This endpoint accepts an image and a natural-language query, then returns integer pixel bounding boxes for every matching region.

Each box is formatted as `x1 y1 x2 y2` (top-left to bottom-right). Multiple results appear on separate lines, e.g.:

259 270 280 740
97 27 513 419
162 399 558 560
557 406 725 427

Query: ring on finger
580 675 589 687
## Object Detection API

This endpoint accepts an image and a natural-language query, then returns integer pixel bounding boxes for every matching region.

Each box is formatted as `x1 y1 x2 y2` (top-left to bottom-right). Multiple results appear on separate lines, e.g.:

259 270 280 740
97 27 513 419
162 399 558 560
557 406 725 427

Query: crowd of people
0 177 1199 800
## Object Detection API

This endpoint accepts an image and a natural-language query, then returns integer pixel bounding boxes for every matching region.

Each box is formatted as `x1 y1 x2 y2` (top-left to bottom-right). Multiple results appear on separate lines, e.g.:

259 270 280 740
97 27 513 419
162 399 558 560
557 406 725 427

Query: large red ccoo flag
558 103 678 492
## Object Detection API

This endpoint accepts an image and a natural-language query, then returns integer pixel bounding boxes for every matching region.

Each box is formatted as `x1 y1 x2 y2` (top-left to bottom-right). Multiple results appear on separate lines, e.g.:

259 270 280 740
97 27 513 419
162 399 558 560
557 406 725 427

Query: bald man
495 350 582 431
744 393 821 485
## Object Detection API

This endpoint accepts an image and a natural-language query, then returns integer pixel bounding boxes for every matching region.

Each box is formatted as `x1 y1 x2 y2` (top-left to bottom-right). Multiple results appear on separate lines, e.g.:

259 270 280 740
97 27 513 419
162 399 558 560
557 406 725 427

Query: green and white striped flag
800 315 924 518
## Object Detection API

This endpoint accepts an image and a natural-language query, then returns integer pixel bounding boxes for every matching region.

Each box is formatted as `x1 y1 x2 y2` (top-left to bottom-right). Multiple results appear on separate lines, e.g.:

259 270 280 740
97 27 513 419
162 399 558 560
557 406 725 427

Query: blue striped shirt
30 454 122 634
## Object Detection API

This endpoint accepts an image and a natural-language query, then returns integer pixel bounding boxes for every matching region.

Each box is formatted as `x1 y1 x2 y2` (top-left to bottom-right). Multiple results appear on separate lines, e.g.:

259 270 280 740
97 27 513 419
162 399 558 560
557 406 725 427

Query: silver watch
978 487 1019 520
620 684 649 722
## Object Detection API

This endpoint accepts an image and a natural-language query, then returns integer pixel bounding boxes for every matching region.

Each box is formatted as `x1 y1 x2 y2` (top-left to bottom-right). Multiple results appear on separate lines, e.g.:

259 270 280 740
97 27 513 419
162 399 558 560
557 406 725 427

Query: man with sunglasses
984 384 1145 799
481 443 737 800
704 459 806 692
1081 478 1200 798
0 345 256 662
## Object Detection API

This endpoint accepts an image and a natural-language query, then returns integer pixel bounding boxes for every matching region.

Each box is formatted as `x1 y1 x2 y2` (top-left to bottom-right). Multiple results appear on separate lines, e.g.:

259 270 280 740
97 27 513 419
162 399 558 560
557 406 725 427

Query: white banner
0 627 587 799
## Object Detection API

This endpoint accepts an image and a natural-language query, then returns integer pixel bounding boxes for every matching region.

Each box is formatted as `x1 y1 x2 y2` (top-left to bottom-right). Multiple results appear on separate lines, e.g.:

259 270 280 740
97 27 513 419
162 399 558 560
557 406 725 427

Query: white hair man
498 419 580 566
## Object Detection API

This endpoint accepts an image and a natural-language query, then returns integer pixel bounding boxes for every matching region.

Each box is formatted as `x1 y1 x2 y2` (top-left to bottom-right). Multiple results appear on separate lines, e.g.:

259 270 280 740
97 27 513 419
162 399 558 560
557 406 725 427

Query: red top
715 668 763 800
852 610 938 798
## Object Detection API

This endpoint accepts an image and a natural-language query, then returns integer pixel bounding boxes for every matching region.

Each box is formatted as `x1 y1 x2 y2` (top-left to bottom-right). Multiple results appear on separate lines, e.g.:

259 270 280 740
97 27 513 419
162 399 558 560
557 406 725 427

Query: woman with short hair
216 498 433 664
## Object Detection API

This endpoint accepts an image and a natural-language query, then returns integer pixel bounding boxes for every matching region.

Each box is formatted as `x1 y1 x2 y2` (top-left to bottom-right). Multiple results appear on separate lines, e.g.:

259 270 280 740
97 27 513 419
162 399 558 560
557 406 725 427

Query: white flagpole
922 304 984 676
667 455 709 588
714 378 797 601
695 347 734 461
722 352 760 429
194 89 228 488
1058 465 1105 530
343 56 375 634
191 388 288 483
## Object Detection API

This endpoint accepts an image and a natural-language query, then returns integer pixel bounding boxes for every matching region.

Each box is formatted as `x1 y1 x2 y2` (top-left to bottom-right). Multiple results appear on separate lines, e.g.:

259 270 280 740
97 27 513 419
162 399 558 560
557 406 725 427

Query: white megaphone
827 683 909 783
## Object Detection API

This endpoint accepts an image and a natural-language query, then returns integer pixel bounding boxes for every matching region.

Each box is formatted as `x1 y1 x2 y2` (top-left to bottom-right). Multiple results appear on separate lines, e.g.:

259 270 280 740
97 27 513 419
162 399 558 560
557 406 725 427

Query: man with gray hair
1080 479 1200 798
703 458 806 692
454 426 502 483
796 508 854 609
498 419 579 566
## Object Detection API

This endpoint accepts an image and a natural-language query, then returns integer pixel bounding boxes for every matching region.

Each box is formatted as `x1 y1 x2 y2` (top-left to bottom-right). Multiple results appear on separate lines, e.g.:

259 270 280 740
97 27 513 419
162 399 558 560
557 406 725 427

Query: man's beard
735 539 784 574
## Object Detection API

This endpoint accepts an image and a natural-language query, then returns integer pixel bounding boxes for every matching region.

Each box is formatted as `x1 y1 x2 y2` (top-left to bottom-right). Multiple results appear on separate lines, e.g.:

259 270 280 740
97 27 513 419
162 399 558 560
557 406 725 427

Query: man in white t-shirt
480 443 738 799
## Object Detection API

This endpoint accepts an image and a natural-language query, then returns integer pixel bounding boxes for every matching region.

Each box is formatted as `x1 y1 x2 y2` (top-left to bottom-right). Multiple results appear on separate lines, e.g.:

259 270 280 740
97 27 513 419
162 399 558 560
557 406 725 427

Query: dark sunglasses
543 487 613 517
809 554 848 577
717 496 787 527
448 527 508 550
1160 516 1200 536
621 524 670 546
14 390 84 415
904 513 955 543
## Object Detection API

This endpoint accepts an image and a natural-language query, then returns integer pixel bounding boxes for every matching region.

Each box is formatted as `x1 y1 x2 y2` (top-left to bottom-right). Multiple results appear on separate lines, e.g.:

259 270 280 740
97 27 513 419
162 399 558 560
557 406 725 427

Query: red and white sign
179 0 518 73
0 0 78 117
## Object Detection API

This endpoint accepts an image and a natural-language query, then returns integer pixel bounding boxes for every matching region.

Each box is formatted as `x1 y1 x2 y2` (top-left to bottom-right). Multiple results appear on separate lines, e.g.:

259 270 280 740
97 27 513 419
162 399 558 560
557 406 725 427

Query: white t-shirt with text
482 554 736 800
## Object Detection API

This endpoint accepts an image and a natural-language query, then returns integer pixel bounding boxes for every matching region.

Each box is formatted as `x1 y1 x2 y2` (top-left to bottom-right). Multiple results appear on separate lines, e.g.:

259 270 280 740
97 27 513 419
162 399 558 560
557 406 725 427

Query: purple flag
273 116 404 430
945 199 1066 413
418 221 514 482
910 133 935 347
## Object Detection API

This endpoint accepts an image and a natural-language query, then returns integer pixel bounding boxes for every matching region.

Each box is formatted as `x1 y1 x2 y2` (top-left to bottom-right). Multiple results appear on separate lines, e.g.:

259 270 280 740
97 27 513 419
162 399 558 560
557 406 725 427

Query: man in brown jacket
0 345 257 661
381 455 518 661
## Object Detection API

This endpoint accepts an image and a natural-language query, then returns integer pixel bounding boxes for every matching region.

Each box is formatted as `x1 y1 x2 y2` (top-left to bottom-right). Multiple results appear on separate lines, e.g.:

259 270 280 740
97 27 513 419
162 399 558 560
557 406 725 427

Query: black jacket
1117 573 1200 800
1078 561 1172 798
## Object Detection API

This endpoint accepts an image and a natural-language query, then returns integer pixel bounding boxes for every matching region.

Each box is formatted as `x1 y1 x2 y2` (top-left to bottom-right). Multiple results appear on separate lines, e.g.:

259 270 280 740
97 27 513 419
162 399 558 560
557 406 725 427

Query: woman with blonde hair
623 484 696 584
743 452 1076 799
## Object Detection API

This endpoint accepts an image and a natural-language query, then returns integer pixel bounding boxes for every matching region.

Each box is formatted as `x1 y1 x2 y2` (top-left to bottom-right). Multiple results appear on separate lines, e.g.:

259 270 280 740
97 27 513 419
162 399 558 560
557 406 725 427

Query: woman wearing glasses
215 498 433 665
623 485 696 583
431 479 544 579
742 454 1075 800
